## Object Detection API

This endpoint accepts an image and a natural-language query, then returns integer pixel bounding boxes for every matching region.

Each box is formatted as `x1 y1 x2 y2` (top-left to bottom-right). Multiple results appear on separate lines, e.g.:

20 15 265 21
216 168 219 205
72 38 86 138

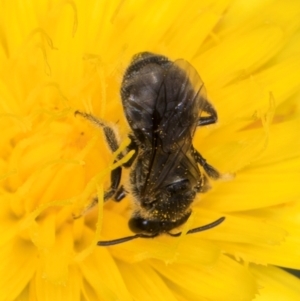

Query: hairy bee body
76 52 223 245
120 52 219 234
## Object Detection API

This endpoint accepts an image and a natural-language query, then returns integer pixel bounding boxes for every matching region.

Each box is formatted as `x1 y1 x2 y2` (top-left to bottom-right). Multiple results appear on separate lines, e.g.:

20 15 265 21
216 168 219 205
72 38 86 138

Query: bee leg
104 138 137 201
74 111 136 217
76 161 127 218
198 174 211 193
197 101 218 126
114 185 127 202
193 148 220 180
75 110 119 152
87 184 126 208
122 134 139 168
104 166 122 201
73 164 122 219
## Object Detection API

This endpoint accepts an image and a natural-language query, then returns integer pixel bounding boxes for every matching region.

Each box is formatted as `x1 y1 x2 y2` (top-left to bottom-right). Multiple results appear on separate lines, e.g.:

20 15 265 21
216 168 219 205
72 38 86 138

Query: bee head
128 212 191 235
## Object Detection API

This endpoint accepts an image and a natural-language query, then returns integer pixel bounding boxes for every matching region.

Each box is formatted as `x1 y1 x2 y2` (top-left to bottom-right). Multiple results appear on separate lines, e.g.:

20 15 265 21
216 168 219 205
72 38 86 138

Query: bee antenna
97 233 159 246
97 217 225 246
168 216 225 237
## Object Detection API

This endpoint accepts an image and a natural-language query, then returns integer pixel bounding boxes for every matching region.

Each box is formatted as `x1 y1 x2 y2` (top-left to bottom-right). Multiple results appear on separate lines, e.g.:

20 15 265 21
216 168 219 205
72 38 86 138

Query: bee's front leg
197 100 218 126
193 147 221 180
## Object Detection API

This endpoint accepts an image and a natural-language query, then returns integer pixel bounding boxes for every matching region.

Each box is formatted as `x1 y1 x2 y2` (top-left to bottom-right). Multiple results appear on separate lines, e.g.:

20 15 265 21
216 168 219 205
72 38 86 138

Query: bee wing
142 59 207 194
158 59 206 136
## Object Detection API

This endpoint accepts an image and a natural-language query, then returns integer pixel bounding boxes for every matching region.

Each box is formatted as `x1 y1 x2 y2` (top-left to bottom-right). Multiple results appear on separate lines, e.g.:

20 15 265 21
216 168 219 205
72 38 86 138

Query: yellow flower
1 0 300 300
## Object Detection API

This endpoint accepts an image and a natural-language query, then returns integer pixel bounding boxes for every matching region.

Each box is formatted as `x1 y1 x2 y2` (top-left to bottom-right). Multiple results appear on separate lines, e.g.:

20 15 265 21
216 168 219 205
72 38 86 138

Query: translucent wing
142 59 207 196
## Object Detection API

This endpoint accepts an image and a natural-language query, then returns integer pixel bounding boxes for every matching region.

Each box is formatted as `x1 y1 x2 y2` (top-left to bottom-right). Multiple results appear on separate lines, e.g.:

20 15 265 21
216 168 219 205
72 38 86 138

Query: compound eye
128 217 160 234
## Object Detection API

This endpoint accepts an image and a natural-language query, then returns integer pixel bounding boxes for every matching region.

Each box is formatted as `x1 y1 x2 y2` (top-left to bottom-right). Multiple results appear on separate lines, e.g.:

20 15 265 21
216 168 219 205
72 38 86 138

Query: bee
76 52 225 246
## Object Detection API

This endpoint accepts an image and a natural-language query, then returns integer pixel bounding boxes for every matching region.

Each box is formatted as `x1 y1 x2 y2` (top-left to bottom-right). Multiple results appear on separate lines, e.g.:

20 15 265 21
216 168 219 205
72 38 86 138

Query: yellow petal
191 208 287 247
215 202 300 268
151 255 257 301
37 224 74 285
35 266 81 301
79 247 131 301
0 238 37 301
118 261 178 301
251 265 300 300
200 156 300 211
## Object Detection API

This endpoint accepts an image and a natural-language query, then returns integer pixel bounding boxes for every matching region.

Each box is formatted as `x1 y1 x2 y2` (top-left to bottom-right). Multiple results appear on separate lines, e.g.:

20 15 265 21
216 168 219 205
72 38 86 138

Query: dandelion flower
1 0 300 300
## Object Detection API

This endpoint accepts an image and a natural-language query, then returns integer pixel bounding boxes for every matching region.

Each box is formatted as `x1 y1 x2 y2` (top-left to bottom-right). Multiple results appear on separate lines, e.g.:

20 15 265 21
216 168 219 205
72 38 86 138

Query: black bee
76 52 225 246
